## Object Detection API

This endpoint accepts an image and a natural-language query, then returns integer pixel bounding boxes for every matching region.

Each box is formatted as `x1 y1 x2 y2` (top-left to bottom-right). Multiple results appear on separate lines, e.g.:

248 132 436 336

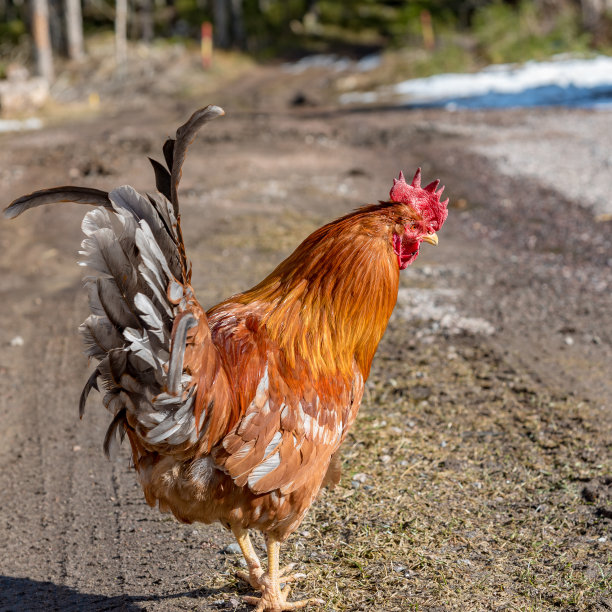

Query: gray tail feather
4 105 225 457
79 183 205 453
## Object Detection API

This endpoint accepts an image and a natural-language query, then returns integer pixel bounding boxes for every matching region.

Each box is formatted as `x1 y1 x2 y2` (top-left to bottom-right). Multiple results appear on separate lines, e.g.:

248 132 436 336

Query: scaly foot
243 579 324 611
238 563 306 591
241 534 323 611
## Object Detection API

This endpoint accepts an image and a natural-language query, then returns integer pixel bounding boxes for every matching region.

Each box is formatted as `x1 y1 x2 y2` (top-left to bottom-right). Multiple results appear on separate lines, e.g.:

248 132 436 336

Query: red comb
389 168 448 232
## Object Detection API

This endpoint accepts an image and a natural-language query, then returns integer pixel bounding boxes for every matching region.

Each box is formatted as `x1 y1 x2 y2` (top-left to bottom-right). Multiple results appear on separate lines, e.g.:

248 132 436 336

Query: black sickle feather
103 407 127 459
163 138 175 174
4 186 111 219
148 157 172 202
170 105 225 215
80 368 100 418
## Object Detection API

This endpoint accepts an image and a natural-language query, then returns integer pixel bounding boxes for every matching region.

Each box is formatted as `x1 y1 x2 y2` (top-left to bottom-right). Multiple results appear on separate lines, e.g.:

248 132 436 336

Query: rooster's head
388 168 448 269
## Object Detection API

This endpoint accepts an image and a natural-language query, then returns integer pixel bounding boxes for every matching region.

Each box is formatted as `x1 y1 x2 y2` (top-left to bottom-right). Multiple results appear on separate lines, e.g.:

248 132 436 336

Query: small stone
352 473 368 483
73 445 81 452
224 542 241 554
10 336 24 347
582 485 597 503
564 336 574 346
380 455 392 464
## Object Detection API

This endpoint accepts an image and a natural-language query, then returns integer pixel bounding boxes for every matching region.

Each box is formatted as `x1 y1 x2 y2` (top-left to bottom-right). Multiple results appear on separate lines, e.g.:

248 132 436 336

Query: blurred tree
213 0 230 47
65 0 84 59
231 0 246 48
32 0 55 80
116 0 128 70
580 0 612 39
139 0 154 42
0 0 609 78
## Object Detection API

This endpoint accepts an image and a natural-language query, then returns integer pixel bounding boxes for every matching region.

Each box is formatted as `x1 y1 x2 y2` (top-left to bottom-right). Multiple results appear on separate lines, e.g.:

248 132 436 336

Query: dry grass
219 324 612 611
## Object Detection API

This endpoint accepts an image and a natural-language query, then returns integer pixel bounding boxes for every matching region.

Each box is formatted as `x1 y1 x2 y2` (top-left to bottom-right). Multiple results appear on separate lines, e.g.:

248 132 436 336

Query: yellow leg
243 536 324 612
232 526 264 590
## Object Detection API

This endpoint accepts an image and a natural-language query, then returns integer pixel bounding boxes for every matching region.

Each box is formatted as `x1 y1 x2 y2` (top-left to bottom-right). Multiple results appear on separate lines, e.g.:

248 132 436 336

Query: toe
236 567 264 590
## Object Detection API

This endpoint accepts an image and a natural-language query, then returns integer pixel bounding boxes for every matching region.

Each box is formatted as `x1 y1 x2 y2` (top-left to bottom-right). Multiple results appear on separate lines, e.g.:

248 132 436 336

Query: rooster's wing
211 341 365 495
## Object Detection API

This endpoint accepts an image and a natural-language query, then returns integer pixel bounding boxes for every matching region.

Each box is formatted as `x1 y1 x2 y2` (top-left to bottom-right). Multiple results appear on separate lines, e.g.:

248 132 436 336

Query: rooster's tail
3 105 225 459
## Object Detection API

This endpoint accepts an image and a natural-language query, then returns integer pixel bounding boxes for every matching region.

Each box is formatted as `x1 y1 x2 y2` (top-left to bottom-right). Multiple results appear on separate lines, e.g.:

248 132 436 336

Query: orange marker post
201 22 213 70
420 10 435 51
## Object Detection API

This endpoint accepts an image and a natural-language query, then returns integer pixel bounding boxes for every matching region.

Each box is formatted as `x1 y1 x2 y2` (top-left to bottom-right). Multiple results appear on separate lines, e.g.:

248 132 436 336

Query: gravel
432 108 612 217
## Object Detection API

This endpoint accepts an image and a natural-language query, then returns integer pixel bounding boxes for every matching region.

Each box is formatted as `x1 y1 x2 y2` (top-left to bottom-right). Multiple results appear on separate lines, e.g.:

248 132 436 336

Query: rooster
4 106 448 612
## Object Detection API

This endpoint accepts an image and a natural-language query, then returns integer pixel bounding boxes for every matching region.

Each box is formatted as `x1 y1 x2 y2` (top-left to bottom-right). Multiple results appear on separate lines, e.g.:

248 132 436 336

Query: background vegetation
1 0 612 83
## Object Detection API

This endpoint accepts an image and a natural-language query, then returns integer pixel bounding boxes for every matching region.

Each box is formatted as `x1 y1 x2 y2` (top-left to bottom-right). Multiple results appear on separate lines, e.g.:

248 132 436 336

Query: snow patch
0 118 43 133
340 55 612 110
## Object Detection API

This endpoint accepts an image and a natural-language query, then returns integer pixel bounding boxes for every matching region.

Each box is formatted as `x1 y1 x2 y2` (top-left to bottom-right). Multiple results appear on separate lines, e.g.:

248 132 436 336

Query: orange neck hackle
233 204 403 380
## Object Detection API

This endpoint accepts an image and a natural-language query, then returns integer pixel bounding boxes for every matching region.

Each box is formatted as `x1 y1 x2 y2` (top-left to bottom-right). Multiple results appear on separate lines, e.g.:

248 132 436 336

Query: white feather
134 293 165 341
248 452 281 488
263 431 282 459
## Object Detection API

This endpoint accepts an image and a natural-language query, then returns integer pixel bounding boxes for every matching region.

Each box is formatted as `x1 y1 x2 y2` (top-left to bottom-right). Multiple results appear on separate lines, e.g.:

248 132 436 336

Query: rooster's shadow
0 575 227 611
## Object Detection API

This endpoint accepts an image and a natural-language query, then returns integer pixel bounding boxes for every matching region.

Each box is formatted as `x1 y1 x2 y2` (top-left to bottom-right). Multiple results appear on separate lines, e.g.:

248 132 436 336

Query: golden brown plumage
4 106 448 611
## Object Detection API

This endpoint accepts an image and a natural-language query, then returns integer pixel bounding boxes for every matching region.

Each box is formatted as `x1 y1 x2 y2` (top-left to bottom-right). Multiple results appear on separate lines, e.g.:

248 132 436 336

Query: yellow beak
421 232 438 246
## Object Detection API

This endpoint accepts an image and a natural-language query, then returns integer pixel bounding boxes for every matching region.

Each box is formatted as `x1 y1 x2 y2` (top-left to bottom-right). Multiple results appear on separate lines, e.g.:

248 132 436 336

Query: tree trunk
64 0 84 60
115 0 128 72
580 0 612 40
139 0 154 42
32 0 55 82
231 0 245 49
213 0 229 48
581 0 604 31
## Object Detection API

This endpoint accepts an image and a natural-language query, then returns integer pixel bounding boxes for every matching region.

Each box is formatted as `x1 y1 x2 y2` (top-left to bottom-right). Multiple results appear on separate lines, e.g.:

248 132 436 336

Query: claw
243 593 324 611
237 569 264 591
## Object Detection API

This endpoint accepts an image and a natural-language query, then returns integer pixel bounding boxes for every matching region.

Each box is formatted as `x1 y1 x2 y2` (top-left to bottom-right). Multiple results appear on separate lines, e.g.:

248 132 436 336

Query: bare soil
0 56 611 611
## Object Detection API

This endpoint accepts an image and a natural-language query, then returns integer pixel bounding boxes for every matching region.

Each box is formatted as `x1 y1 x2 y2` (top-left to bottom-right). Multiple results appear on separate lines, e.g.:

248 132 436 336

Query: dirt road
0 62 610 611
